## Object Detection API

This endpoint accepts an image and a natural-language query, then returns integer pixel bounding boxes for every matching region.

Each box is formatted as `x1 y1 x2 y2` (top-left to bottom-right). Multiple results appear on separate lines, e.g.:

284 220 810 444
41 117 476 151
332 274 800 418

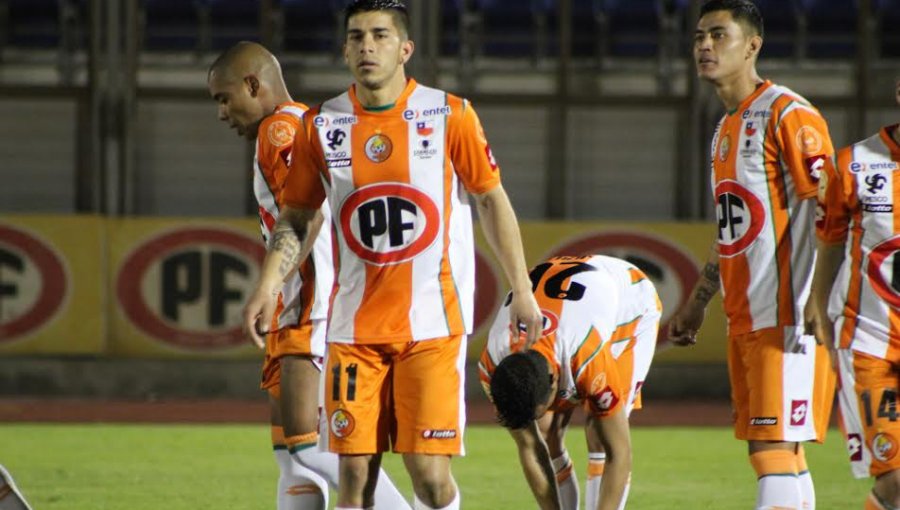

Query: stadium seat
141 0 204 51
5 0 62 48
473 0 550 60
803 0 856 59
207 0 261 51
753 0 798 58
875 0 900 57
280 0 345 54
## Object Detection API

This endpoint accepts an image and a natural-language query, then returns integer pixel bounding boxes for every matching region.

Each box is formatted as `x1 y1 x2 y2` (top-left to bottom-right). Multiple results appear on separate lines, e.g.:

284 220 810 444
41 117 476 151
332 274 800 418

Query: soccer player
241 1 543 509
207 41 408 510
0 464 33 510
669 1 837 509
808 79 900 510
480 255 660 510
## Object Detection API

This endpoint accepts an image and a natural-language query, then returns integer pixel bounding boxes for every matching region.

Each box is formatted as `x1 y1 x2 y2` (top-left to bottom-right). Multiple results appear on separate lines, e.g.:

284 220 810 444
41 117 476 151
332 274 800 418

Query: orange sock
285 431 319 454
271 425 286 449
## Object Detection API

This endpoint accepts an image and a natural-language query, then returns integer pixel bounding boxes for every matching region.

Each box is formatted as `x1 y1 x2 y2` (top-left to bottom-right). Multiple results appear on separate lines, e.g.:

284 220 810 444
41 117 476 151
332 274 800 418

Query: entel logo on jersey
850 162 866 173
402 106 452 121
0 224 68 342
117 228 265 350
866 236 900 308
313 115 357 128
339 183 440 265
715 180 766 257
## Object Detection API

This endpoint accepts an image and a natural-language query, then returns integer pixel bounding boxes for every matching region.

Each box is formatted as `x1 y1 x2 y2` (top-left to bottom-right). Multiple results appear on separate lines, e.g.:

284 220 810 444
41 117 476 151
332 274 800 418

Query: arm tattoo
270 223 304 281
693 262 721 306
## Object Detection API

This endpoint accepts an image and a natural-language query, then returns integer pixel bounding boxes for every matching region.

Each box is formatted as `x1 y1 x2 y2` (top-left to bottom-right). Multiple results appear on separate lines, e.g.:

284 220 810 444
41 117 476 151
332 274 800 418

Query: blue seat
142 0 203 51
280 0 344 53
875 0 900 57
803 0 856 58
208 0 261 50
474 0 549 58
6 0 61 48
753 0 797 58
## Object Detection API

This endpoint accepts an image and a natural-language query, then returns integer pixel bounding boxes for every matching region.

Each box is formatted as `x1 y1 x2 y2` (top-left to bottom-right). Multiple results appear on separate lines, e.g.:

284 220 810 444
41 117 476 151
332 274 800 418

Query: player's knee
874 469 900 506
339 456 371 487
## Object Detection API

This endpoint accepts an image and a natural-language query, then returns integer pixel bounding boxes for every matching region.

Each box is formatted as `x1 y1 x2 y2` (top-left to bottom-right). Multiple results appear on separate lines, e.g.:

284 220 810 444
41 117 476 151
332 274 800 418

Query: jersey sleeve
257 113 300 205
816 148 853 244
281 113 327 210
575 342 627 418
775 104 836 200
447 98 502 195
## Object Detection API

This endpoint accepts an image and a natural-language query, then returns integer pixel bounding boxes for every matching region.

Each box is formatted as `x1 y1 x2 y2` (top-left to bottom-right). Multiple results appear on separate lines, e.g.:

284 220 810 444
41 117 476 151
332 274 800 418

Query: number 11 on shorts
331 363 358 401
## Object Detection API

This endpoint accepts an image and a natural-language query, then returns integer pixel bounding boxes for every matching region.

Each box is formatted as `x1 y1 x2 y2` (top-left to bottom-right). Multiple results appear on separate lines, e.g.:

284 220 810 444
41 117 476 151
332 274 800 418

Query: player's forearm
475 185 532 295
259 208 314 294
686 242 721 310
809 240 845 312
511 426 562 510
293 209 325 269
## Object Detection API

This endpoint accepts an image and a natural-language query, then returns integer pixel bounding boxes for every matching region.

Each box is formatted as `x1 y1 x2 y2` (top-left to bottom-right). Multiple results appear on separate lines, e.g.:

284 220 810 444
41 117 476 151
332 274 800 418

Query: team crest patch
365 133 393 163
796 125 824 155
267 120 295 147
718 134 731 162
330 409 355 438
873 432 898 462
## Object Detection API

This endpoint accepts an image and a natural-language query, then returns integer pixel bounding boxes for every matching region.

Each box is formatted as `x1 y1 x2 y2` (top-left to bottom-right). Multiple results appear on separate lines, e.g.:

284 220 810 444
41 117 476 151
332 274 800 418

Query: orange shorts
838 348 900 478
729 326 835 442
321 335 467 455
260 318 326 392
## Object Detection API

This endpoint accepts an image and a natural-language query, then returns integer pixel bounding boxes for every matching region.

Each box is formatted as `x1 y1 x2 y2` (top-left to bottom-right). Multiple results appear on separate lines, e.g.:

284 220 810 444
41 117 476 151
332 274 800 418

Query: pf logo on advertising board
117 228 265 350
715 179 766 257
866 236 900 309
339 183 440 265
546 231 700 350
0 224 68 342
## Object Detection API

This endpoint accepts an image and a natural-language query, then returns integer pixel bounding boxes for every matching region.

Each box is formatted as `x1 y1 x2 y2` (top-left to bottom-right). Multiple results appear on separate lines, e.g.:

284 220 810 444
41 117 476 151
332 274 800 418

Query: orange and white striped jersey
282 79 501 344
254 102 333 331
818 125 900 358
479 255 661 418
711 80 834 336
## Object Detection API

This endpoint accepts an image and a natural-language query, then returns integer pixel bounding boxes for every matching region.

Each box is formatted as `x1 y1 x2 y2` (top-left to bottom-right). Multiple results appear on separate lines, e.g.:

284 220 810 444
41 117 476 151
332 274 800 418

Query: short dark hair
700 0 764 38
490 350 553 430
344 0 409 38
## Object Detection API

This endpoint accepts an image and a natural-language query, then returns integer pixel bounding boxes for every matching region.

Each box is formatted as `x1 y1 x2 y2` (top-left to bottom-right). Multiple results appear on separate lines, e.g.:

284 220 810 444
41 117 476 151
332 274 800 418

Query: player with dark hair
208 41 408 510
809 80 900 510
670 1 837 508
481 255 660 510
242 1 543 509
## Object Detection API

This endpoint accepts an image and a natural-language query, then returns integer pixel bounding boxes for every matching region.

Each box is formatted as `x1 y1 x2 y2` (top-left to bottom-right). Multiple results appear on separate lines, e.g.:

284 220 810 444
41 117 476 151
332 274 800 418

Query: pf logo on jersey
866 236 900 308
715 180 766 257
790 399 808 426
339 183 440 265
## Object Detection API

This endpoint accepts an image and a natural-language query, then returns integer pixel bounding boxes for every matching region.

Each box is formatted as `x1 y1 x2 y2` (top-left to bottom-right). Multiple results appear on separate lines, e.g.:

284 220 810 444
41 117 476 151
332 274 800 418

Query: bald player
208 42 409 510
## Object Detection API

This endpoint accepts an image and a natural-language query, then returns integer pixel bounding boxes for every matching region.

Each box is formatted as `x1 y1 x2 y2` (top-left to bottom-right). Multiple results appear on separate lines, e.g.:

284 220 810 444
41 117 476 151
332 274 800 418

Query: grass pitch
0 424 867 509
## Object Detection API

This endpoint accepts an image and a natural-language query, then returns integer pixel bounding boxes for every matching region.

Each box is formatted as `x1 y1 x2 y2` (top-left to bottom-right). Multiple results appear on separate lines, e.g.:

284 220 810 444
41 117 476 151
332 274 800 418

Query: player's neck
892 124 900 148
714 70 764 112
355 73 408 109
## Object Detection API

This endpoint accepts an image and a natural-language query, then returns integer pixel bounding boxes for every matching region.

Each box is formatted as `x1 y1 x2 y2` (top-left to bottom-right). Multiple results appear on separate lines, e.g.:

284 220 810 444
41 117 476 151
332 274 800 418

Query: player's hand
509 291 543 349
668 303 705 347
243 284 279 349
803 299 834 347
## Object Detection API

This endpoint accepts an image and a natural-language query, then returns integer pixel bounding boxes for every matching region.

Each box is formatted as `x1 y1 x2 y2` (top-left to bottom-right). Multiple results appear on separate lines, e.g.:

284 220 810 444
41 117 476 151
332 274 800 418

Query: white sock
291 444 341 489
585 452 605 510
617 480 631 510
552 451 579 510
413 485 460 510
275 449 328 510
374 469 411 509
798 470 815 510
757 474 802 510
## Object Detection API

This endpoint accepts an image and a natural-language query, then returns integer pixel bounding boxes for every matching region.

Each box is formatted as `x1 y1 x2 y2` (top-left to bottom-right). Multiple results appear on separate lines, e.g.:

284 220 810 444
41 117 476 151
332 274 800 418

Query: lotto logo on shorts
591 388 619 415
750 417 778 426
790 400 808 427
422 429 457 440
330 409 355 438
847 433 863 462
872 432 898 462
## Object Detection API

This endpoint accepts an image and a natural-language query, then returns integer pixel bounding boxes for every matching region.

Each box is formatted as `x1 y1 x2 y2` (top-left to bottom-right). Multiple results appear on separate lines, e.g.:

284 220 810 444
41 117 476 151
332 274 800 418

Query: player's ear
245 75 260 97
747 34 762 60
400 39 414 65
